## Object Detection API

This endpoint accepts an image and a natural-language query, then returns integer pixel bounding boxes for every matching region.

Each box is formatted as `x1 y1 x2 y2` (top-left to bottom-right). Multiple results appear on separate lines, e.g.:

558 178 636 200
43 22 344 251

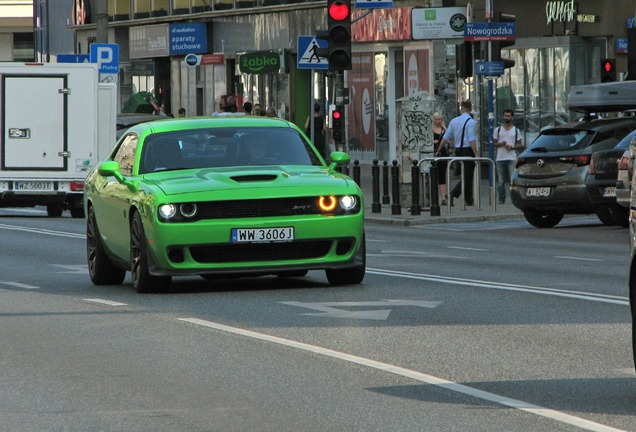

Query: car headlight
180 203 198 218
339 195 357 211
158 204 177 219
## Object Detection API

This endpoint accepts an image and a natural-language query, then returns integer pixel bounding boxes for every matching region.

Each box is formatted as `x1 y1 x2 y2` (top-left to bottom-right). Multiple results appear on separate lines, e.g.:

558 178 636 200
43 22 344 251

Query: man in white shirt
493 108 522 204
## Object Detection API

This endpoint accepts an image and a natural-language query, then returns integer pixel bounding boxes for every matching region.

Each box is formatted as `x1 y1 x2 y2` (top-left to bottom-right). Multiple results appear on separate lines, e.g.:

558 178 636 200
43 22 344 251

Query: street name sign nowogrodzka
464 22 516 42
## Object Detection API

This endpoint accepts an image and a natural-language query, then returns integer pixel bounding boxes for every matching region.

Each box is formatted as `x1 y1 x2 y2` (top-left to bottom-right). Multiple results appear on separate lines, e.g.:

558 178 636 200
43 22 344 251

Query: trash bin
122 91 156 114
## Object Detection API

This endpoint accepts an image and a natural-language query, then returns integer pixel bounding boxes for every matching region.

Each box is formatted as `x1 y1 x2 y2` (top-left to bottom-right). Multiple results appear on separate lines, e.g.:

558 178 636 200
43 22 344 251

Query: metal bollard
353 160 360 187
371 159 381 213
382 161 390 204
391 160 401 215
429 161 440 217
410 160 421 215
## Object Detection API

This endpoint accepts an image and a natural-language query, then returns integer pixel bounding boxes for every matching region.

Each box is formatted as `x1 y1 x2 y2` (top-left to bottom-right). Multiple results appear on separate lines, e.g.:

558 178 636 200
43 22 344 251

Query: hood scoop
230 174 278 182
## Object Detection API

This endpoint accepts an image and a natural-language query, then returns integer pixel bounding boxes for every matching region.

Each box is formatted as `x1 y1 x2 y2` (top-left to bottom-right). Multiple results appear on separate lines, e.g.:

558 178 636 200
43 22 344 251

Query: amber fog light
318 195 337 212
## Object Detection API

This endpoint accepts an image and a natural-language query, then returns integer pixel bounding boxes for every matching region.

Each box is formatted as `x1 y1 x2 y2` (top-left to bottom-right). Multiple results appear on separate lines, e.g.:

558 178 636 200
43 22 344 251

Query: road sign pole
487 4 494 188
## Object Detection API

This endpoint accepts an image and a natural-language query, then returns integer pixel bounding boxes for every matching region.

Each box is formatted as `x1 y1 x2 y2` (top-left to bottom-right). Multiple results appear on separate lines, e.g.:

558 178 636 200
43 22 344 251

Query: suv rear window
529 130 592 151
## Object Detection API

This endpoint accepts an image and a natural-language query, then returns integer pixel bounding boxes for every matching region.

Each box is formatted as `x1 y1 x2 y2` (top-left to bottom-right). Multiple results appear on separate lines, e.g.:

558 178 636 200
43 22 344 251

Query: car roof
127 115 296 134
544 117 636 134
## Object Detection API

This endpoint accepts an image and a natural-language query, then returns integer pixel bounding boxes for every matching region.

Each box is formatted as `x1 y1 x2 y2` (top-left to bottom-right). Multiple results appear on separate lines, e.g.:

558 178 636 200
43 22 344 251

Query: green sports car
84 116 365 293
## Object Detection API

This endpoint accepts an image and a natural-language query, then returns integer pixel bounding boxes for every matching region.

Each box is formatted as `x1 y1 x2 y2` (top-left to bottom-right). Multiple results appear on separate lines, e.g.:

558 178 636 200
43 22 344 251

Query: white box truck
0 62 117 217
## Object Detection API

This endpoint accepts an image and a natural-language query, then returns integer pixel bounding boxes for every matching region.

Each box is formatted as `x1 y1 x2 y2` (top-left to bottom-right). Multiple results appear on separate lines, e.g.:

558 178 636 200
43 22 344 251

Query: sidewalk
351 159 524 226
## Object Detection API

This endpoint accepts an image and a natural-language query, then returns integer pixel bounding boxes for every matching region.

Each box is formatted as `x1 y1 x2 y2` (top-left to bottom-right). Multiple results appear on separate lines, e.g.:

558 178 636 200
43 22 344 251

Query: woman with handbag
432 112 449 205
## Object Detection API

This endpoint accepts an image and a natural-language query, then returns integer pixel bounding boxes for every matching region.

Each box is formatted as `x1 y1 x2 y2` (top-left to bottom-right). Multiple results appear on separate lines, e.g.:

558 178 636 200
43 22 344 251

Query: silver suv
511 117 636 228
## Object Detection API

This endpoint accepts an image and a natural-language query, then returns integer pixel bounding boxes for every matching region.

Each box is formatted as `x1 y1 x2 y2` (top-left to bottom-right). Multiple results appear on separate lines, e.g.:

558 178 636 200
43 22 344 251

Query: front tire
523 209 563 228
610 205 629 228
86 206 126 285
130 211 171 293
596 206 617 226
326 235 366 286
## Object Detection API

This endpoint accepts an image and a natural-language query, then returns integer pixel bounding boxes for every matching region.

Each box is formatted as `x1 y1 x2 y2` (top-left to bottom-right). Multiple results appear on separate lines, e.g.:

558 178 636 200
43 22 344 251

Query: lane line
0 223 84 239
367 268 629 305
0 281 39 289
554 256 604 262
178 318 624 432
446 246 489 251
84 298 128 307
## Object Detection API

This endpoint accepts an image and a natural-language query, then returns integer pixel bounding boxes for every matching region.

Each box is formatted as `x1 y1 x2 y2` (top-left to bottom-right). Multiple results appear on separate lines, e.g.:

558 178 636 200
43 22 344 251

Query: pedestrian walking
432 112 449 205
494 108 522 204
305 103 326 158
438 100 478 206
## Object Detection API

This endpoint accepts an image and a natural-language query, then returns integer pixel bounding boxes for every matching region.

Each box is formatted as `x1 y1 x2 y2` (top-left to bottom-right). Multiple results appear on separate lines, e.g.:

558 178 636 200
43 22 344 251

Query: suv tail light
558 155 590 166
618 150 630 171
589 154 596 174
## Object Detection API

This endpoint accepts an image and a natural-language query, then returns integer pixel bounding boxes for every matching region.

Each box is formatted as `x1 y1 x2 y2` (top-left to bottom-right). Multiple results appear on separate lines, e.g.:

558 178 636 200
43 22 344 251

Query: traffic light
331 106 345 144
326 0 352 71
492 12 516 69
601 59 616 82
456 42 473 79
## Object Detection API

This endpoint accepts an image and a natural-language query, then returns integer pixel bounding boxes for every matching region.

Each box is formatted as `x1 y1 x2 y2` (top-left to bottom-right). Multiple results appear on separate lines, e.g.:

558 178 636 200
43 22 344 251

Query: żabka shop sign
238 51 283 74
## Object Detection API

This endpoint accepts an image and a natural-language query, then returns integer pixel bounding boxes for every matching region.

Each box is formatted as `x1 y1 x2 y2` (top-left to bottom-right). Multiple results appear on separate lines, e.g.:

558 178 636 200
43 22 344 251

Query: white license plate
526 187 551 197
603 186 616 197
14 181 53 191
231 227 294 243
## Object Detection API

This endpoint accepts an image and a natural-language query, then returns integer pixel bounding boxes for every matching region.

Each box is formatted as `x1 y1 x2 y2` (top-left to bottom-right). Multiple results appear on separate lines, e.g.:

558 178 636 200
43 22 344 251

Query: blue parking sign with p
90 43 119 74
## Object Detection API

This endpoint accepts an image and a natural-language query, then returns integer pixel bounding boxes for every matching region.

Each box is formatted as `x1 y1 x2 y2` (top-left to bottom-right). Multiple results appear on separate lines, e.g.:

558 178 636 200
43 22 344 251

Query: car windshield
527 129 593 152
139 127 322 174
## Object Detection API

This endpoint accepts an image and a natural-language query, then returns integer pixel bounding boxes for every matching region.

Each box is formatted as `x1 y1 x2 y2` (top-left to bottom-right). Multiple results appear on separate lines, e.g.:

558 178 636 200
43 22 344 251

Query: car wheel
47 204 63 217
522 209 563 228
326 235 366 286
596 206 617 226
70 207 85 219
276 270 309 278
130 211 171 293
629 256 636 372
610 205 629 228
86 206 126 285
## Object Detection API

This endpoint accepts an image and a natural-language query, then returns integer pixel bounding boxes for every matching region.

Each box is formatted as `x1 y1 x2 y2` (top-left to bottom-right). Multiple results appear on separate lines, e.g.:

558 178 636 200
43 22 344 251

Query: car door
93 133 140 261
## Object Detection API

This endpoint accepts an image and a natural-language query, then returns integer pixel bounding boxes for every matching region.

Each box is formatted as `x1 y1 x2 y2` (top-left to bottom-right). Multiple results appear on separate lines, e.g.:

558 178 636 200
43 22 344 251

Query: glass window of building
13 33 34 62
192 0 211 12
133 0 151 18
109 0 130 21
152 0 169 16
172 0 190 14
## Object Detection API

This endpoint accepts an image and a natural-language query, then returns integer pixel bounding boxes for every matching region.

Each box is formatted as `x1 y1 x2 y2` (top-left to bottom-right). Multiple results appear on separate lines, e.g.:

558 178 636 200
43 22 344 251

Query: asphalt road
1 207 635 431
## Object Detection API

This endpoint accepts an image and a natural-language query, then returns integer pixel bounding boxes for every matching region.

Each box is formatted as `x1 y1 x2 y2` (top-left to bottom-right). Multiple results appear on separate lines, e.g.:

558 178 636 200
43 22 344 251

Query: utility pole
96 0 108 43
486 0 495 188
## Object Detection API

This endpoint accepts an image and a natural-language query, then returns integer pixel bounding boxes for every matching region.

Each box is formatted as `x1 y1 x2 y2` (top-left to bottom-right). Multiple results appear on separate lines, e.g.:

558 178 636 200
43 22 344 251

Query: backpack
495 125 520 145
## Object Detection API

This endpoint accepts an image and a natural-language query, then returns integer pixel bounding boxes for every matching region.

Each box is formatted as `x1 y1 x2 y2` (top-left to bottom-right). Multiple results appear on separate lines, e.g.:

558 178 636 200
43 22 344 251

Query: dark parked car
511 117 636 228
585 129 636 227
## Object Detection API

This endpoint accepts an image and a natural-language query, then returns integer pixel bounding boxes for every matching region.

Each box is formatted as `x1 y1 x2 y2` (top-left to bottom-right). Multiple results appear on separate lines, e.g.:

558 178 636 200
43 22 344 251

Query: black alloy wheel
130 211 171 293
86 205 126 285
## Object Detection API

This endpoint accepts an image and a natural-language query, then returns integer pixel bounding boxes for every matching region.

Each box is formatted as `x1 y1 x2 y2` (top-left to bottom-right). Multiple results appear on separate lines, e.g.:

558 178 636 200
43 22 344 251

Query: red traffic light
329 1 349 21
333 110 342 120
603 61 614 73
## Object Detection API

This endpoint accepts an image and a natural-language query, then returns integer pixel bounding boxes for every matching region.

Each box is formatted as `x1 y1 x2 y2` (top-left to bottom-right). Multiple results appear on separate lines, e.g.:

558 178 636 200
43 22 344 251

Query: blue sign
355 0 393 9
57 54 90 63
464 22 515 42
297 36 329 70
617 38 628 54
89 44 119 74
169 23 207 55
475 61 504 76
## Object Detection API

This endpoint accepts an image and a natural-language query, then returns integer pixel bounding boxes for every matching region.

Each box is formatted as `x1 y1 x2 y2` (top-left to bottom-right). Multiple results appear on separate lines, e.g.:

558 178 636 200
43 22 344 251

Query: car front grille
189 240 333 263
196 197 327 219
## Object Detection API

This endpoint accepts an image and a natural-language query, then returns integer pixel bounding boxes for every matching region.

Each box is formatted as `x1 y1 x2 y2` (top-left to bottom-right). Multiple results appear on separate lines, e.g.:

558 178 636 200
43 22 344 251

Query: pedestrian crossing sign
297 36 329 70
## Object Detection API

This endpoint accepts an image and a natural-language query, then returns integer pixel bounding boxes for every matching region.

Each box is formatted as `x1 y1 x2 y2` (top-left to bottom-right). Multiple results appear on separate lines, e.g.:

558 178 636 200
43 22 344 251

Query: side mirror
328 151 351 170
97 160 138 192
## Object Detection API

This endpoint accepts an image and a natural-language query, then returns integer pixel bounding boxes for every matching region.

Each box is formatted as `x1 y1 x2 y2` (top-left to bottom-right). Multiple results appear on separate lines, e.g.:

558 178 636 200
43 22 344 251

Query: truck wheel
47 204 63 217
596 206 617 226
523 209 563 228
326 235 366 286
86 206 125 285
130 211 171 293
70 207 85 219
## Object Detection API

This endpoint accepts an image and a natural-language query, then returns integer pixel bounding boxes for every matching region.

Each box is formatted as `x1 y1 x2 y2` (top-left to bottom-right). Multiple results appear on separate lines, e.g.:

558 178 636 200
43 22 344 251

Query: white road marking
279 299 442 320
554 256 604 262
178 318 624 432
446 246 488 251
0 281 39 289
367 268 629 306
84 298 128 307
51 264 89 274
0 223 84 239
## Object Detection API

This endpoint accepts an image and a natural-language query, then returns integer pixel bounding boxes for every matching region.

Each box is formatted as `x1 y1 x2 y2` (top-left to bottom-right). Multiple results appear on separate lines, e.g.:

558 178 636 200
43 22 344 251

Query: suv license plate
603 186 616 198
526 187 551 197
231 227 294 243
